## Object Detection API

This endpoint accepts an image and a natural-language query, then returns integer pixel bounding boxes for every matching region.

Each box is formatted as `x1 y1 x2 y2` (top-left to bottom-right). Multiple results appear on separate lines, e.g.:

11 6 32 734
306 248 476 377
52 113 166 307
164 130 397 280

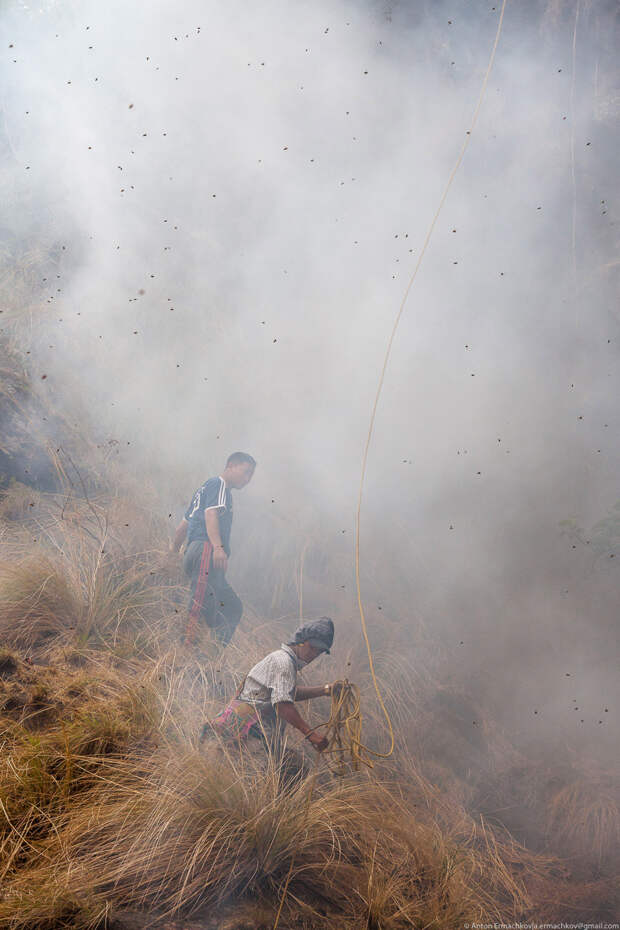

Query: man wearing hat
207 617 340 754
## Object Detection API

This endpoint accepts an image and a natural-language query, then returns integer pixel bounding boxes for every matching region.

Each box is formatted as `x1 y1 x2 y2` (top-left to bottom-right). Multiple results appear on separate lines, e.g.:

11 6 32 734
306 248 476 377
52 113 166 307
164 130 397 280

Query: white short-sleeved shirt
238 644 301 714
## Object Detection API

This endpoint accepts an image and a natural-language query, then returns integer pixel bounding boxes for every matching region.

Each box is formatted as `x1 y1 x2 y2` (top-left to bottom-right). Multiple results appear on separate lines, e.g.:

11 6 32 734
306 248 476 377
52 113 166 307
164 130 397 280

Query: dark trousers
183 539 243 646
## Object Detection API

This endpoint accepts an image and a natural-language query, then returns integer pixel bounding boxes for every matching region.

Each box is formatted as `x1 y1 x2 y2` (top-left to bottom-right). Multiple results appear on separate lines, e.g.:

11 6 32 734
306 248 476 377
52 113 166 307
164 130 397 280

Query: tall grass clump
0 557 80 650
0 516 179 658
545 774 620 875
0 746 576 929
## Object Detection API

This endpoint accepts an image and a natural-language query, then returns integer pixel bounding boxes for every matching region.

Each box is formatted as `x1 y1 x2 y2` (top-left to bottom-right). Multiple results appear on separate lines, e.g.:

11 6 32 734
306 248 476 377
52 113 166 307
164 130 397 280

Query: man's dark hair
226 452 256 468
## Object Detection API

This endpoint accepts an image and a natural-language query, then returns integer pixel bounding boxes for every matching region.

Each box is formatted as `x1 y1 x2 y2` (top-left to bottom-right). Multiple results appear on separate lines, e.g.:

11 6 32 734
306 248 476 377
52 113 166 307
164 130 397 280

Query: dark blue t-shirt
184 476 233 554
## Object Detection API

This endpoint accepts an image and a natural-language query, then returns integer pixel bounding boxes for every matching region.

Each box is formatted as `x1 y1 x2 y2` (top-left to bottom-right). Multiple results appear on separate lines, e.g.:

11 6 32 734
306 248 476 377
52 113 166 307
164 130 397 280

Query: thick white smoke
2 0 618 760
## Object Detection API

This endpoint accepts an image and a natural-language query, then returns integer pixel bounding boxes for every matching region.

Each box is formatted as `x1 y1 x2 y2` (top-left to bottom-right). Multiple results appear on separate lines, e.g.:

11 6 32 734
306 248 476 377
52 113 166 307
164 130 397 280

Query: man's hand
306 731 329 753
276 701 327 750
213 546 228 572
159 548 182 575
330 680 346 698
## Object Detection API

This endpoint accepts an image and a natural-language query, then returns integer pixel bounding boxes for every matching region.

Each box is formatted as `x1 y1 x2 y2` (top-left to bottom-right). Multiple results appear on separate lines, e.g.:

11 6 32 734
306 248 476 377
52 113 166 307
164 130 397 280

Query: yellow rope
322 681 376 775
354 0 508 760
298 540 309 620
274 7 509 924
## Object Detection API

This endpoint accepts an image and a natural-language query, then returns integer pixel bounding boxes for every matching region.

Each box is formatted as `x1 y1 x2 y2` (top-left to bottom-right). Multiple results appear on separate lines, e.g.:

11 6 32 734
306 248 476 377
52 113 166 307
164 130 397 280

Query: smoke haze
2 0 619 761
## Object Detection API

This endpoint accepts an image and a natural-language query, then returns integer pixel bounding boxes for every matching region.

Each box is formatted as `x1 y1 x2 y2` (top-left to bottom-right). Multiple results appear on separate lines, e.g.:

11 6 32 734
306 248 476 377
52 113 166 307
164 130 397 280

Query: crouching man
204 618 339 759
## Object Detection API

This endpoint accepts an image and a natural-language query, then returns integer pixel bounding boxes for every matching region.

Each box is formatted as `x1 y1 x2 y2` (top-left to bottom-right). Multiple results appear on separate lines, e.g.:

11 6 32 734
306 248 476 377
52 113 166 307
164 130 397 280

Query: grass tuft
545 776 620 874
0 557 81 650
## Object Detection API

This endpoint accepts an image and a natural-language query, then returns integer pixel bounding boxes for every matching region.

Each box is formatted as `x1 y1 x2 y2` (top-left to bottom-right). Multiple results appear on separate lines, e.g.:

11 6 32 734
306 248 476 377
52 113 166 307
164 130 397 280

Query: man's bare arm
295 684 330 701
171 518 188 552
205 508 227 570
275 701 328 752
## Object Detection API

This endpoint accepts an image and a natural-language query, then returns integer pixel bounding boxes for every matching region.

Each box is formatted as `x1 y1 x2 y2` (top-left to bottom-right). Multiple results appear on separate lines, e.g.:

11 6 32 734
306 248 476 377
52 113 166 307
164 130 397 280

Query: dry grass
0 483 43 523
0 642 615 928
0 743 565 929
0 486 617 927
0 557 81 650
0 499 181 658
0 241 57 323
545 775 620 874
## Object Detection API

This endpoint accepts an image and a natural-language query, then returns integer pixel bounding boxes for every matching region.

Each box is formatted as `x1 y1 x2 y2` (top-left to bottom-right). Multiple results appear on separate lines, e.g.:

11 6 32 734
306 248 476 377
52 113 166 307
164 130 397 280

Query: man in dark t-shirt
171 452 256 646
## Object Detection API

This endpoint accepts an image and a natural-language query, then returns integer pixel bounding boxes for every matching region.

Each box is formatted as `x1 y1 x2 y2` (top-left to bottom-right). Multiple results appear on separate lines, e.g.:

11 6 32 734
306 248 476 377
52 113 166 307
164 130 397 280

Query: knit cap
289 617 334 654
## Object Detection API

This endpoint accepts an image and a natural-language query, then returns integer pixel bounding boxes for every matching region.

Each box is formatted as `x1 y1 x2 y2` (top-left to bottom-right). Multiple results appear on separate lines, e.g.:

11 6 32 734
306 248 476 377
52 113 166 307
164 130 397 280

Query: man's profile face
296 642 323 664
229 462 255 489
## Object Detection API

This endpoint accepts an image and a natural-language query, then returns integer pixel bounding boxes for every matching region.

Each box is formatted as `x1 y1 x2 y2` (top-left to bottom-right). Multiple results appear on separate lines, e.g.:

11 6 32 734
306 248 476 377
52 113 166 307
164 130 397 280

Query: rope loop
308 680 394 776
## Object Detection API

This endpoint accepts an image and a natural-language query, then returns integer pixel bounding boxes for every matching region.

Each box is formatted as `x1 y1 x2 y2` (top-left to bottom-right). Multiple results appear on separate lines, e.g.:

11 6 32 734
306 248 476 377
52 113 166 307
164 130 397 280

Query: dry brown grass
0 498 181 659
0 557 81 650
0 743 567 929
0 487 617 927
545 774 620 874
0 636 612 929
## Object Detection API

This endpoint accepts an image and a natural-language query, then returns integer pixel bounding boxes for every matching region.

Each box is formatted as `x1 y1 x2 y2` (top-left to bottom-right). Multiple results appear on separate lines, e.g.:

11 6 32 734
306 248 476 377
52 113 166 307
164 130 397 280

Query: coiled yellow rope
323 681 368 773
321 680 377 775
